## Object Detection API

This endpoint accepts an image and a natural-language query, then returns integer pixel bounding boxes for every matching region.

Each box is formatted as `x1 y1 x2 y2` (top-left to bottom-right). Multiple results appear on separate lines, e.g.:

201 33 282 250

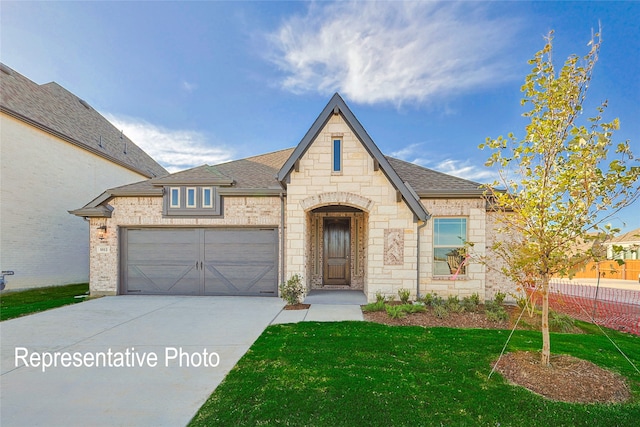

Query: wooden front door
323 218 351 285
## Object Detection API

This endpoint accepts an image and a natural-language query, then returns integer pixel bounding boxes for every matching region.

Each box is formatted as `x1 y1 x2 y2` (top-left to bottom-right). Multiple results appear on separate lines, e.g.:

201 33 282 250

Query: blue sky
2 1 639 231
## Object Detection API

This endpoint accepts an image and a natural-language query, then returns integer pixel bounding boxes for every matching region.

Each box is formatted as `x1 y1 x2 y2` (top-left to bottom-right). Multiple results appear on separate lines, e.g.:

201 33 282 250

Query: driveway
0 296 284 427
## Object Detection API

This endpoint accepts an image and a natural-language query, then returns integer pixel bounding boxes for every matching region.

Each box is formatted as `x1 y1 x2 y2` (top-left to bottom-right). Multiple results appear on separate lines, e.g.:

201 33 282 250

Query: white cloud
181 80 197 93
390 143 497 183
267 1 519 106
104 113 234 173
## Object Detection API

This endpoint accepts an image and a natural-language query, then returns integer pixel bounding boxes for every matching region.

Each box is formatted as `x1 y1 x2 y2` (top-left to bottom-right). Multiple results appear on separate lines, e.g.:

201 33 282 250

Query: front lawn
0 283 89 321
190 322 640 426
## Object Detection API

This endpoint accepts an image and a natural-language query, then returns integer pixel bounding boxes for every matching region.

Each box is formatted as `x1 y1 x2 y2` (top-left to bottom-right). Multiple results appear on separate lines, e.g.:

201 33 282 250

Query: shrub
550 311 575 333
486 306 509 322
398 288 411 304
386 305 407 319
446 295 464 313
362 301 386 312
375 291 386 303
469 292 481 306
279 274 304 305
462 295 479 312
433 305 449 319
494 291 507 306
400 303 426 314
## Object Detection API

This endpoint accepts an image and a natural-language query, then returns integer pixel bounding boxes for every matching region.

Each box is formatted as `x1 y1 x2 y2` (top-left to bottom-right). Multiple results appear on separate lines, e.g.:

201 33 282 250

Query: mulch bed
494 351 632 404
283 303 311 310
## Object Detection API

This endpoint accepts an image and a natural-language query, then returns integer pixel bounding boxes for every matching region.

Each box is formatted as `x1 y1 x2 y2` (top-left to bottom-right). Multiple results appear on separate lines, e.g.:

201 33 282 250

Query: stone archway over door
323 218 351 285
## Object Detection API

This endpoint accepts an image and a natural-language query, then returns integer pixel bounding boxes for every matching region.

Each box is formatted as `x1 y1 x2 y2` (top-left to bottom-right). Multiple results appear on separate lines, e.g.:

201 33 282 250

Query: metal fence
525 280 640 336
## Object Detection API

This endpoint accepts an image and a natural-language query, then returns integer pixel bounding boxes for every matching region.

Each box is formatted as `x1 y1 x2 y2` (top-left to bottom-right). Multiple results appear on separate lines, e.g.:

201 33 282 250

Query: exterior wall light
97 225 108 240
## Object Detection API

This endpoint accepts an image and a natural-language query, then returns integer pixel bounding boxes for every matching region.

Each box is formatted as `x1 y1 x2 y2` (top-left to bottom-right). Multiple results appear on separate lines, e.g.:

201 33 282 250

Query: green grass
189 322 640 427
0 283 89 321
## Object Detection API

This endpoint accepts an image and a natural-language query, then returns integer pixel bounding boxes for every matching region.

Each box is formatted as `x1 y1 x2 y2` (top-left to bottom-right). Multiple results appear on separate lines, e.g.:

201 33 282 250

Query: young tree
480 30 640 366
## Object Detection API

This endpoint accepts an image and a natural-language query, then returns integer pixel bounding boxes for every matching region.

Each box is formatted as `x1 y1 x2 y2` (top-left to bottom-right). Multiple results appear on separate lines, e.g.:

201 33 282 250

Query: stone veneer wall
284 113 419 301
420 199 488 300
89 195 282 295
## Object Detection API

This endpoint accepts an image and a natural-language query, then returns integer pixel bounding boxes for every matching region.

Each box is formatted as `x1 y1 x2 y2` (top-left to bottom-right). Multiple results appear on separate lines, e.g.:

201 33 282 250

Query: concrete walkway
271 290 366 325
0 296 284 427
0 293 365 426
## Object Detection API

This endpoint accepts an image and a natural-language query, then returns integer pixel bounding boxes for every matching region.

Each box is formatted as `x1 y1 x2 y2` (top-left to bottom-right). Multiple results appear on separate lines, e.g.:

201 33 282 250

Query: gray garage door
121 228 278 296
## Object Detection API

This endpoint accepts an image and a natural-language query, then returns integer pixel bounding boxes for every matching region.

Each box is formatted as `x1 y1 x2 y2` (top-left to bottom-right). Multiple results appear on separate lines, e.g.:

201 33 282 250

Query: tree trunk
541 274 551 366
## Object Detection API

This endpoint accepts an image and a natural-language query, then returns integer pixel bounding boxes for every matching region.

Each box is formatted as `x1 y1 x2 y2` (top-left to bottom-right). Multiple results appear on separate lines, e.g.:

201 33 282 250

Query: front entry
323 218 351 285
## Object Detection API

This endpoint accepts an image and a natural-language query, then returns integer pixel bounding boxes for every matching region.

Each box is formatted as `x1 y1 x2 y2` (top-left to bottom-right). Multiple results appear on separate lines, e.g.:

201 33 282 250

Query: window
202 187 213 208
170 188 180 208
332 138 342 172
164 186 221 216
186 188 196 208
433 218 467 276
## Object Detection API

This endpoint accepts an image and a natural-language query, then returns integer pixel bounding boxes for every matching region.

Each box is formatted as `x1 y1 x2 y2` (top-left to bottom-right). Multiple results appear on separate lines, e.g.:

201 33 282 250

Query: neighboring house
607 228 640 260
72 93 504 301
0 63 167 290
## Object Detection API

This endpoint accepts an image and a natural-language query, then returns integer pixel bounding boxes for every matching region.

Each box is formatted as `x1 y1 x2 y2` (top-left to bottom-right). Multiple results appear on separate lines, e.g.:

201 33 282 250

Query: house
607 228 640 261
0 63 167 291
72 93 504 301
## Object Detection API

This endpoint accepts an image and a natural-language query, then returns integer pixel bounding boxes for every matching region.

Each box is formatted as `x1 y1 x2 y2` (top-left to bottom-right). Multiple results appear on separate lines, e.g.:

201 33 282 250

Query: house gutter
416 219 428 300
278 185 286 287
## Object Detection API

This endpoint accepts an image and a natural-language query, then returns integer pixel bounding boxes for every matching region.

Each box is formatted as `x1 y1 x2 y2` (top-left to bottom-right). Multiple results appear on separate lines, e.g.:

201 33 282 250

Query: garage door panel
203 263 276 295
123 228 277 296
203 229 277 296
126 264 200 295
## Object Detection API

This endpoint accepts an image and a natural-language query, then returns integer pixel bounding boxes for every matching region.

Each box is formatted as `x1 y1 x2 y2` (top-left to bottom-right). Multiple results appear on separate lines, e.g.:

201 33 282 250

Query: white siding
0 114 148 290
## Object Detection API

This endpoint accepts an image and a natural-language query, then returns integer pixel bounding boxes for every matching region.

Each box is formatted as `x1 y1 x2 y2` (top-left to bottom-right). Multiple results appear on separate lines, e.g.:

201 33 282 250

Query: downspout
279 191 286 286
416 219 428 300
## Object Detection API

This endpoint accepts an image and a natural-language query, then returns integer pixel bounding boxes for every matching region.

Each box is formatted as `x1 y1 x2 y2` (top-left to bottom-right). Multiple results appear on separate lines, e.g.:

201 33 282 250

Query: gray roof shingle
103 148 483 198
0 63 167 178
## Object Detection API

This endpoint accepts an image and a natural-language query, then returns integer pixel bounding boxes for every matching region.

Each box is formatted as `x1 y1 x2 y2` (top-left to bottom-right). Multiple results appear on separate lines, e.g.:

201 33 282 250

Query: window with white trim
186 187 197 208
433 218 467 276
170 187 180 208
164 186 221 216
202 187 213 208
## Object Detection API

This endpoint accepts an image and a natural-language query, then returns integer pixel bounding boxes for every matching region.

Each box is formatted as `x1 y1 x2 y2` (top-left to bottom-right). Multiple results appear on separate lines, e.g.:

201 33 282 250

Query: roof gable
277 93 430 221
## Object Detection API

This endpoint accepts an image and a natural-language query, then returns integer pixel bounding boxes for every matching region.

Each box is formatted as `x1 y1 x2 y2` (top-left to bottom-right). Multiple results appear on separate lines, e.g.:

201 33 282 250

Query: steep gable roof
277 93 430 221
0 63 167 178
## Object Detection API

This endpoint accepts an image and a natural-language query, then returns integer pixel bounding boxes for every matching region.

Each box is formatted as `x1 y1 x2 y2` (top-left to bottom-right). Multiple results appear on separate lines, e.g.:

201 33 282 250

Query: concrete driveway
0 296 284 427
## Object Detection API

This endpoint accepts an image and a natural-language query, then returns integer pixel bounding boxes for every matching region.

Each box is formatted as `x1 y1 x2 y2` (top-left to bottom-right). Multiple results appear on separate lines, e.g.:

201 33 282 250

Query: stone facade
284 113 420 301
420 199 488 300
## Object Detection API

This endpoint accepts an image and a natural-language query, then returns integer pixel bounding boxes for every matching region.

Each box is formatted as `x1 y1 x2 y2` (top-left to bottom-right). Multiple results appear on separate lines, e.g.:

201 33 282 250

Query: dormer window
164 186 221 216
170 188 180 208
186 187 197 208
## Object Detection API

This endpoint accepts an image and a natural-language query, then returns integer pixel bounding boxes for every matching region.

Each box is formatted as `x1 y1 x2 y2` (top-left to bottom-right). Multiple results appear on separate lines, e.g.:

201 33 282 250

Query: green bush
462 294 479 312
398 288 411 304
400 303 426 314
433 305 449 319
386 305 407 319
446 295 464 313
486 306 509 322
362 301 386 312
279 274 304 305
494 291 506 306
550 311 576 333
375 291 386 303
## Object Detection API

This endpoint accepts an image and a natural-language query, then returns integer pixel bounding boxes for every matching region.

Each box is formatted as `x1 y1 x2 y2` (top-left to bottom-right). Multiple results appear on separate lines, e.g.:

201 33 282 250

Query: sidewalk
271 290 366 324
